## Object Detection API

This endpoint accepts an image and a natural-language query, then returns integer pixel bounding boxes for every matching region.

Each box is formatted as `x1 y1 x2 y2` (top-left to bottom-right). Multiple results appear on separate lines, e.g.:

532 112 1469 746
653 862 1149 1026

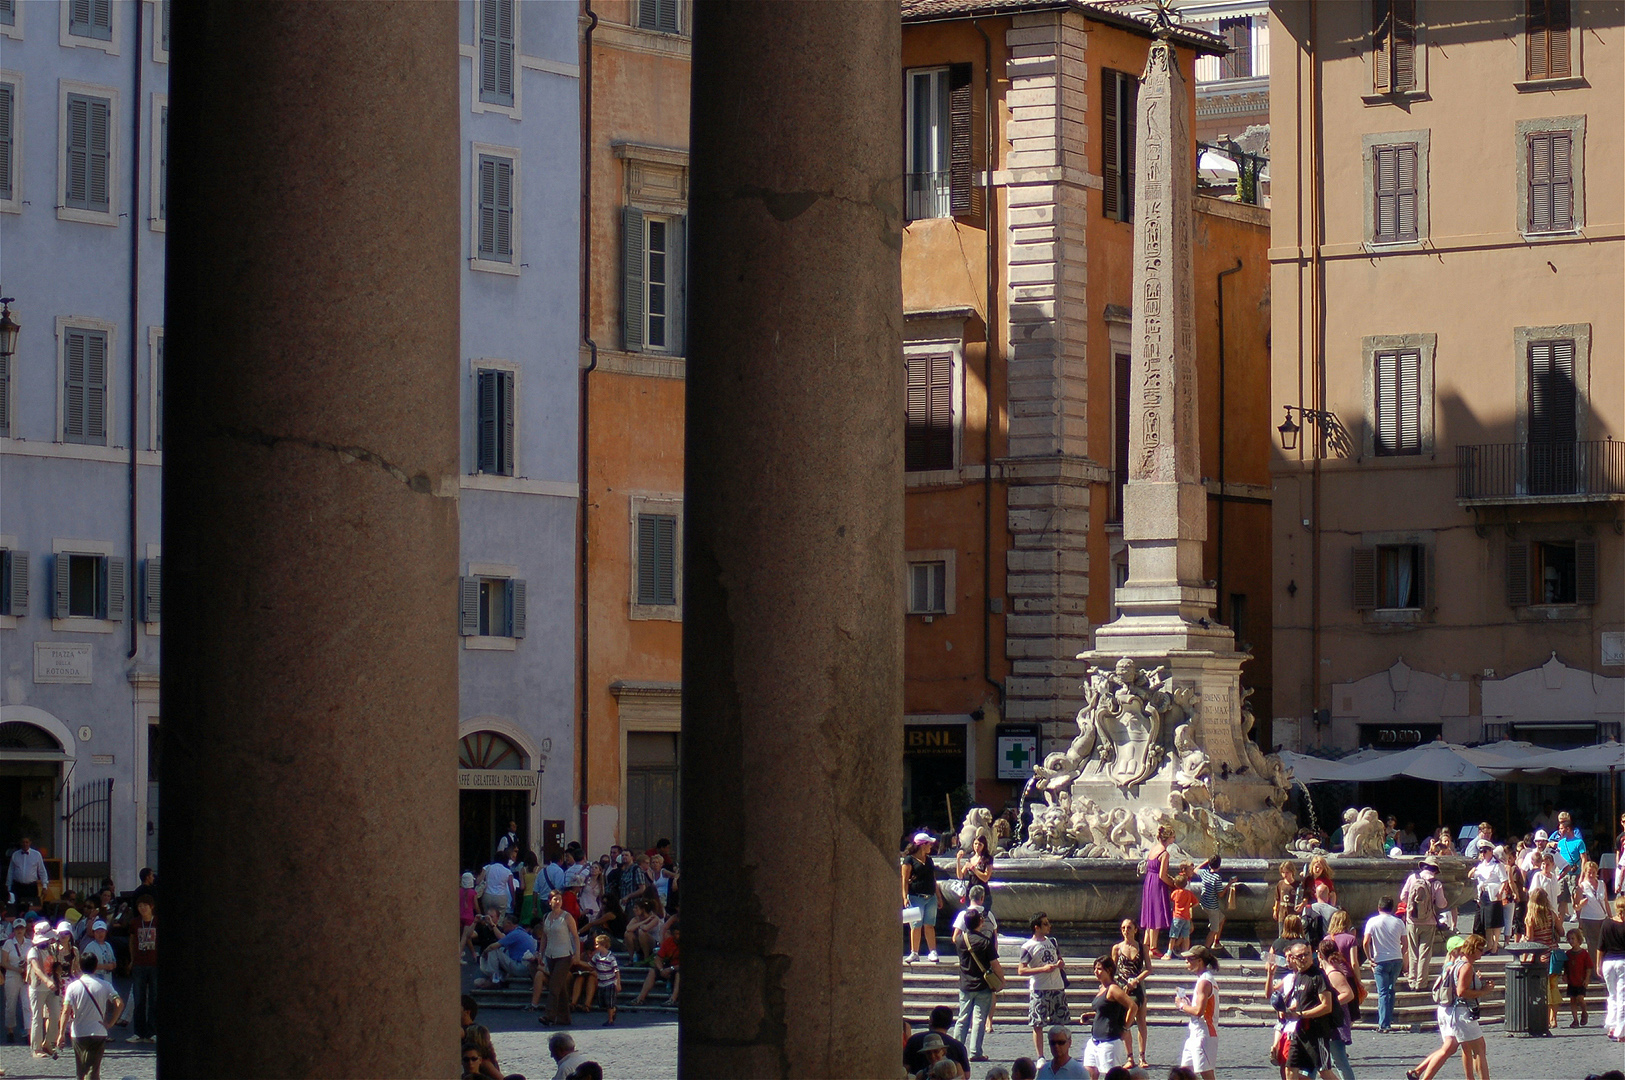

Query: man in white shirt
1017 912 1067 1062
1 918 28 1044
548 1032 587 1080
1362 895 1405 1033
54 951 122 1080
479 853 516 917
6 839 48 904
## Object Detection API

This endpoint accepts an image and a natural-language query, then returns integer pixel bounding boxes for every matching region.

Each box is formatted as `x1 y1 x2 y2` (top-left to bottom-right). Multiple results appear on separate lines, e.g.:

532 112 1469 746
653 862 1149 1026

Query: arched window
458 730 525 770
0 722 63 752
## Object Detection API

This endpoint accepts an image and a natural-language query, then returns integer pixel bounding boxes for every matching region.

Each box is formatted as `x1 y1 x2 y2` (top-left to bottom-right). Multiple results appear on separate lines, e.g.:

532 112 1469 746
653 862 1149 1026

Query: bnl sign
996 724 1041 781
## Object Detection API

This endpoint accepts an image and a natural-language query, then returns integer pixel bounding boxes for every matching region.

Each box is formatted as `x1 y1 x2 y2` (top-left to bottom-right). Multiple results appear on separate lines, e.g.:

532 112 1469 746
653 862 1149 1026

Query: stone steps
467 951 678 1014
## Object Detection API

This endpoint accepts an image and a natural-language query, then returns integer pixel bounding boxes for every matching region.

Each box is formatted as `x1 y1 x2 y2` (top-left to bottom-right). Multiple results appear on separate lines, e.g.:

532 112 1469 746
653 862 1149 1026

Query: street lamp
1276 406 1301 451
1277 403 1347 455
0 299 19 361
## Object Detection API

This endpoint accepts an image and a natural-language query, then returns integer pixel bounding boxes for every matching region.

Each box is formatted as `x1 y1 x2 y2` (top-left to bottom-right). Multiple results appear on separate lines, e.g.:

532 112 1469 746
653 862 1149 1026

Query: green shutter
54 553 71 617
0 82 13 202
142 557 161 622
623 207 646 351
499 370 515 476
459 577 480 636
0 0 14 28
104 556 125 619
479 0 515 107
6 551 27 617
509 578 527 638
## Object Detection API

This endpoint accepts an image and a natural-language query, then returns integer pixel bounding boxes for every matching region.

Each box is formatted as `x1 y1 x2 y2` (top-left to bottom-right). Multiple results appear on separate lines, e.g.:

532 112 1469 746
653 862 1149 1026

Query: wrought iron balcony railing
1456 440 1625 502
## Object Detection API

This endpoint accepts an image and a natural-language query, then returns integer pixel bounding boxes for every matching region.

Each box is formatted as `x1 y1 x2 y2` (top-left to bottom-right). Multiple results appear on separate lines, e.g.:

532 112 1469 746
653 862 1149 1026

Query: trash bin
1504 951 1550 1037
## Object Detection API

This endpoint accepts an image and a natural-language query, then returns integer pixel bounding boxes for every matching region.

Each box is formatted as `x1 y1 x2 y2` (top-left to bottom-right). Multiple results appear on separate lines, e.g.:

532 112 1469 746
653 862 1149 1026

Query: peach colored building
900 0 1274 832
578 0 689 857
1268 1 1624 787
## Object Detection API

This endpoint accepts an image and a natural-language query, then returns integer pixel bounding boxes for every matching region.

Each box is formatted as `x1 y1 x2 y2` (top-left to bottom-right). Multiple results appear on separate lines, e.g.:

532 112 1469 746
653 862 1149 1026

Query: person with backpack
1406 934 1492 1080
1402 860 1448 991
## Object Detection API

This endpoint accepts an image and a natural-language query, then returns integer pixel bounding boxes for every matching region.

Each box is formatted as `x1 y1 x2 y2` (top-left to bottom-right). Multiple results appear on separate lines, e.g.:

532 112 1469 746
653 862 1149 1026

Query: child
588 933 621 1025
1168 865 1199 957
1564 926 1593 1027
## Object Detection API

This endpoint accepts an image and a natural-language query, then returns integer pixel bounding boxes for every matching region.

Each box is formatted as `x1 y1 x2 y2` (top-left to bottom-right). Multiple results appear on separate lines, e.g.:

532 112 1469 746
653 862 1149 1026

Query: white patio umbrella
1277 747 1385 784
1498 742 1625 854
1334 740 1500 827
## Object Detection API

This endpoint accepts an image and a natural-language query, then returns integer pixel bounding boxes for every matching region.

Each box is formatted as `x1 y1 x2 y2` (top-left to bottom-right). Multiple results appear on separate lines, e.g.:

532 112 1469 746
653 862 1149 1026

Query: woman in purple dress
1141 824 1178 958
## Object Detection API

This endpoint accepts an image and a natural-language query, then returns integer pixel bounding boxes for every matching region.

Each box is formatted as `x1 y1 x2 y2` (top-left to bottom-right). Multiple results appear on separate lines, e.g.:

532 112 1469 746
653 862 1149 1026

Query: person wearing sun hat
2 917 27 1043
903 832 943 963
26 919 60 1056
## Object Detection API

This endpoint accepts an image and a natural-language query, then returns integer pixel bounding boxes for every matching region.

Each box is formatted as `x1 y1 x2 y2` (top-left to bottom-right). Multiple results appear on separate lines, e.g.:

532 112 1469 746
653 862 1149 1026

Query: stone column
683 3 903 1077
159 4 460 1075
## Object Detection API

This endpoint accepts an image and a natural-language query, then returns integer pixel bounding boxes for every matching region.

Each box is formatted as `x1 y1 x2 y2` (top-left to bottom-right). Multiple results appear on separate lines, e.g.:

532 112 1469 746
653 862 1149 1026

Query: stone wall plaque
1603 632 1625 668
34 643 92 684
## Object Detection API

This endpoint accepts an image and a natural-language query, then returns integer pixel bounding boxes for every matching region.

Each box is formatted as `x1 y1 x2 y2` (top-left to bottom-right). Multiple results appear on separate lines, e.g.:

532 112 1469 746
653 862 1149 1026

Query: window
1112 352 1131 521
150 330 163 450
1527 337 1577 493
904 347 955 473
141 556 160 623
155 101 167 225
68 0 111 41
1507 540 1596 606
475 368 514 476
0 80 14 205
62 326 109 445
1526 0 1571 80
622 208 685 354
636 513 677 607
905 65 973 221
64 92 111 213
478 0 514 108
1102 69 1137 223
909 561 948 615
1372 144 1419 243
52 552 124 620
1373 348 1421 455
1372 0 1417 94
1526 131 1573 233
1351 544 1425 610
459 574 526 638
477 154 513 263
0 0 13 28
0 549 27 616
1219 18 1253 79
636 0 680 34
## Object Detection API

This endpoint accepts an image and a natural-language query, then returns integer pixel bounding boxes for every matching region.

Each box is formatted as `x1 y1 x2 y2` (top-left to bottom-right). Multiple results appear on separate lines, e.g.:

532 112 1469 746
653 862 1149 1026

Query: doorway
457 730 532 873
625 731 678 855
903 723 968 834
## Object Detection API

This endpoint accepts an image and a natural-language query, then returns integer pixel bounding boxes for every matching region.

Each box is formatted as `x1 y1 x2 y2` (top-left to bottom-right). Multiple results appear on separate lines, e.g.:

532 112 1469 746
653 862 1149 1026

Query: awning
1332 741 1497 784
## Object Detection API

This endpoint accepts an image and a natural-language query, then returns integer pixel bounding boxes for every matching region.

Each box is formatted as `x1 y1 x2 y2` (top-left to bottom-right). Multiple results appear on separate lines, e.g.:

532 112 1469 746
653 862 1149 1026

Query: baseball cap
9 919 22 930
912 831 934 845
55 920 73 935
1534 829 1549 840
91 920 107 931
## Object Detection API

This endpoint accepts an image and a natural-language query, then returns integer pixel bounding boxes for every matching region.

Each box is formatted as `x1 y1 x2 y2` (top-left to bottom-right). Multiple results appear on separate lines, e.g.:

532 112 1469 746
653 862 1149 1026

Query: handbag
969 936 1005 992
902 904 924 927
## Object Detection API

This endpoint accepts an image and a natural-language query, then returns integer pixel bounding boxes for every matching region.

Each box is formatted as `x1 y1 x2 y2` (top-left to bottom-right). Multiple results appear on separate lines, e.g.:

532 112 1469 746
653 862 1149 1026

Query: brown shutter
1392 0 1417 91
1528 133 1554 231
928 353 954 469
1122 77 1137 222
1423 544 1437 612
1548 0 1571 76
1396 145 1419 241
1527 0 1550 79
1352 546 1377 610
1575 540 1597 604
905 353 929 471
1506 542 1530 607
1102 70 1119 219
1550 132 1573 230
1374 0 1392 92
948 64 975 217
1374 147 1399 241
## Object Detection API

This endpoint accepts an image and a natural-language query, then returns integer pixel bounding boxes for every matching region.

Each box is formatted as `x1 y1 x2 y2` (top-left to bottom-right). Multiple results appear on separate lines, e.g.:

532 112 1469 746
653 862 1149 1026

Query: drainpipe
1215 258 1242 621
577 1 598 849
972 19 1004 717
127 0 144 661
1307 1 1326 748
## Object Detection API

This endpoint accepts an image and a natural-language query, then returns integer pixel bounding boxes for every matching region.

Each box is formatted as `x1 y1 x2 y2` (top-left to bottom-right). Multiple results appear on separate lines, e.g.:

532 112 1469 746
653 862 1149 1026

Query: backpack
1405 875 1437 924
1430 960 1458 1007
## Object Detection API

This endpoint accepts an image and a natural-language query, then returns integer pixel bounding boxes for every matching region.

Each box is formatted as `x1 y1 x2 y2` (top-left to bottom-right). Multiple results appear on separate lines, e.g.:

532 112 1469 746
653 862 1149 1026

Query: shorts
1028 988 1069 1029
1170 917 1193 940
1181 1030 1217 1072
596 984 618 1010
1568 985 1588 1001
1082 1037 1125 1073
908 892 939 929
1287 1034 1328 1074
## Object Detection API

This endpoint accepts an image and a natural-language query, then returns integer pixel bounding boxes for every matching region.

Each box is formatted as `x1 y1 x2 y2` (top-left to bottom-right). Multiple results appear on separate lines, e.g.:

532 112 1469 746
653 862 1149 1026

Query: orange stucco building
898 0 1275 832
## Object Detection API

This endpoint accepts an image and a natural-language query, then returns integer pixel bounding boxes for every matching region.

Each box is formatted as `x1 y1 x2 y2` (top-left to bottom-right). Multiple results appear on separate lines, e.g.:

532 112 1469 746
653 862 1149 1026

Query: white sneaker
927 950 940 963
904 952 920 964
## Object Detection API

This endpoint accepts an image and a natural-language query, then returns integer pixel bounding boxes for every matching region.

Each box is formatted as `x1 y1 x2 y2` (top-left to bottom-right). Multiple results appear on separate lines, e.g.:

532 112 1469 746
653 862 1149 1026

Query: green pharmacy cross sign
995 724 1041 781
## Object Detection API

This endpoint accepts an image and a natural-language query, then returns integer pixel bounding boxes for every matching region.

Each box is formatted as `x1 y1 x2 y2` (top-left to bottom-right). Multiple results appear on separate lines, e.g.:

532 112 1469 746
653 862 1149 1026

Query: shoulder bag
969 936 1005 993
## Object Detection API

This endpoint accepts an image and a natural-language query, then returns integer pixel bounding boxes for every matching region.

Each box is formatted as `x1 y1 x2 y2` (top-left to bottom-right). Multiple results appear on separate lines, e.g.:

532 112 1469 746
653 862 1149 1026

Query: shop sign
904 724 965 758
34 643 92 684
458 769 538 790
1359 723 1442 747
995 724 1041 781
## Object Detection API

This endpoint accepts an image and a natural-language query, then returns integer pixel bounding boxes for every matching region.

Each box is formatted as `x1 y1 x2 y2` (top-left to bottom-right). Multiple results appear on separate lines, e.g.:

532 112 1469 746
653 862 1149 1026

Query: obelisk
1093 29 1231 658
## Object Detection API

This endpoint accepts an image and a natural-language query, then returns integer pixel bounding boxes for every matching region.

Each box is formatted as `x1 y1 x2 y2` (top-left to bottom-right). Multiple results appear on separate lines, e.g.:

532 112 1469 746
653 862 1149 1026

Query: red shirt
1171 888 1198 921
658 936 680 965
1566 947 1594 988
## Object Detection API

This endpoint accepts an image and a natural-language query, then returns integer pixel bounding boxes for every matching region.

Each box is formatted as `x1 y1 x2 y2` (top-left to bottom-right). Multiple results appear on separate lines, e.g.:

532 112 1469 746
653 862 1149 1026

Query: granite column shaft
681 3 904 1076
159 3 460 1075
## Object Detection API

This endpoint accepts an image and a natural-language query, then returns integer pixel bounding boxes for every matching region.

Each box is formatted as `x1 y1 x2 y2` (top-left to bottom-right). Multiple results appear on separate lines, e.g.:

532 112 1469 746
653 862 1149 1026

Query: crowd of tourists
2 837 158 1079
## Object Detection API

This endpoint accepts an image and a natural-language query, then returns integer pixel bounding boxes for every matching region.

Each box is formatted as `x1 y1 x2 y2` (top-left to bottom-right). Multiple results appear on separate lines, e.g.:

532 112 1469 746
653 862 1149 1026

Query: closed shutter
158 105 168 221
1374 0 1416 93
1528 339 1576 443
905 352 955 472
66 95 111 212
6 550 27 617
1221 18 1253 79
670 215 686 355
458 577 480 636
508 578 527 638
154 335 163 450
0 0 13 28
1527 0 1572 79
499 370 515 475
1352 546 1377 610
1574 540 1597 604
637 514 678 606
53 553 71 617
1122 75 1136 222
1506 542 1530 607
64 328 107 445
0 328 8 439
477 156 513 261
948 64 974 217
142 557 161 622
1374 349 1421 455
1374 144 1419 243
1374 0 1392 91
476 369 511 475
104 556 125 619
622 207 646 351
0 81 13 202
1528 132 1573 233
1102 70 1119 220
160 0 169 52
479 0 514 106
69 0 111 39
642 0 679 34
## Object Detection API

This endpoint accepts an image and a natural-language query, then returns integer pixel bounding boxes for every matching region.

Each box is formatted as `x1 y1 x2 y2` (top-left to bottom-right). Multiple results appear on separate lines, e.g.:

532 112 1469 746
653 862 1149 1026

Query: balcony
905 171 950 222
1456 440 1625 504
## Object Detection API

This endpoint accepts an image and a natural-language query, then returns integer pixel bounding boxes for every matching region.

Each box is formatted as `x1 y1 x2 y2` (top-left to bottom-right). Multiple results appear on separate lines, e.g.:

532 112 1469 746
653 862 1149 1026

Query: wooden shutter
1352 546 1377 610
637 514 658 604
499 370 514 475
142 557 161 623
622 207 646 351
1506 542 1531 607
479 0 514 106
476 370 498 473
637 514 677 606
1391 0 1416 91
154 335 163 450
64 329 88 441
67 95 89 208
54 553 72 616
1574 539 1597 604
1221 18 1253 79
508 578 527 637
0 334 8 439
158 105 168 220
1527 0 1572 79
1374 0 1392 91
905 352 955 472
670 215 687 355
91 0 110 35
458 577 480 636
1550 132 1573 230
948 64 974 217
6 550 27 617
1527 132 1572 233
87 97 109 212
477 156 512 261
160 0 169 51
84 330 107 443
655 0 680 34
0 82 13 202
69 0 91 34
103 556 125 619
1377 349 1422 454
1102 70 1120 220
1374 147 1400 241
1528 339 1576 443
1122 76 1137 222
0 0 14 27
